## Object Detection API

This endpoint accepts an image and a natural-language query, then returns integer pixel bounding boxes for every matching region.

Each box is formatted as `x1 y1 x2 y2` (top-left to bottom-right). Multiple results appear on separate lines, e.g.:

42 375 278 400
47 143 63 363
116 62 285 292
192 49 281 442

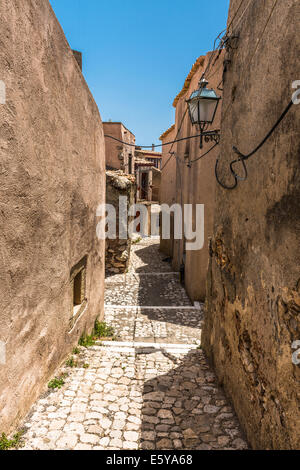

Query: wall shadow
138 348 249 450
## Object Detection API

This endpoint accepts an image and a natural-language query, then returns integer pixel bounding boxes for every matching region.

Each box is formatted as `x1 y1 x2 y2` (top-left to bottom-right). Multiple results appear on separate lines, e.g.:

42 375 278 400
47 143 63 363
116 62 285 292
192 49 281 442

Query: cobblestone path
21 238 248 450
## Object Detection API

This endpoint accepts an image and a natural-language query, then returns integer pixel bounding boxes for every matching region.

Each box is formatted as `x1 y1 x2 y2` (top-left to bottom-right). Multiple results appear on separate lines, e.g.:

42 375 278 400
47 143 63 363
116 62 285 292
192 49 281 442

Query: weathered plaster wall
171 51 224 301
202 0 300 450
0 0 105 433
105 171 135 274
103 122 136 174
151 169 161 202
159 125 176 256
160 126 176 203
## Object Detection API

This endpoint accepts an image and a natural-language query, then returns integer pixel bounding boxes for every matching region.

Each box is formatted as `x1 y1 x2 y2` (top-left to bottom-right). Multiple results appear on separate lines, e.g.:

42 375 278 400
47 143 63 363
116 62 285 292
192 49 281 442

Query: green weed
78 333 95 348
48 376 66 390
0 432 23 450
66 356 78 368
93 320 115 338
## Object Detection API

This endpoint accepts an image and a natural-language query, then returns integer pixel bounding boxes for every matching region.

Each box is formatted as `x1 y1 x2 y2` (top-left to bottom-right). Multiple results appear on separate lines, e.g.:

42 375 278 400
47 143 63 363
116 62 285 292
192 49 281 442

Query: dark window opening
128 155 133 174
73 270 83 306
141 172 149 200
69 256 88 331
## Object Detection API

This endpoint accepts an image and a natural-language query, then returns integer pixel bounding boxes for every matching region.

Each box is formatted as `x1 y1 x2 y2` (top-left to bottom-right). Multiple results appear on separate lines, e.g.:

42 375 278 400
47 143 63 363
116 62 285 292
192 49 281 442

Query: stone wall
202 0 300 450
106 171 135 274
0 0 105 433
103 122 136 174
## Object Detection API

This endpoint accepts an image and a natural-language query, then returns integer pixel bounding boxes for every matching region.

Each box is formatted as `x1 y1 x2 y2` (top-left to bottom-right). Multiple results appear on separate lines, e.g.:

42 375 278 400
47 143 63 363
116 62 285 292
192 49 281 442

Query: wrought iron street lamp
187 77 221 148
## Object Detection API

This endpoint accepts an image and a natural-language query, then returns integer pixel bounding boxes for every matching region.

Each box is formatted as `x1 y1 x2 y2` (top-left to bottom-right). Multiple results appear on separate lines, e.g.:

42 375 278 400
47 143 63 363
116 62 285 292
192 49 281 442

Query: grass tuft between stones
48 374 68 390
0 431 24 450
79 320 116 347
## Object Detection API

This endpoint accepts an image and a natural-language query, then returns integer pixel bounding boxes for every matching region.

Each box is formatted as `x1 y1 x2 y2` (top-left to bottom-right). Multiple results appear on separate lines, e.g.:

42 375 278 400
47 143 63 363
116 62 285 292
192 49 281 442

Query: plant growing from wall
48 375 67 390
78 333 96 348
93 320 115 338
0 431 23 450
66 356 78 368
79 320 116 348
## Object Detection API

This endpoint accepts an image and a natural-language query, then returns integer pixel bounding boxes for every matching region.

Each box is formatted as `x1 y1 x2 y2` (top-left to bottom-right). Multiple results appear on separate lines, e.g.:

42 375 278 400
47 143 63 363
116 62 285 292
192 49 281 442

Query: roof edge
103 122 135 138
172 55 206 108
159 124 175 141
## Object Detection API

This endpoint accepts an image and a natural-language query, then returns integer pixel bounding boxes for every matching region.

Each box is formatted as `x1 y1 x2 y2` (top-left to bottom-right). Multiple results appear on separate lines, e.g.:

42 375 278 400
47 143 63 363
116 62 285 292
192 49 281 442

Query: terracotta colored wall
172 51 224 300
159 126 176 256
152 170 161 202
103 123 122 170
202 0 300 449
0 0 105 433
104 122 135 174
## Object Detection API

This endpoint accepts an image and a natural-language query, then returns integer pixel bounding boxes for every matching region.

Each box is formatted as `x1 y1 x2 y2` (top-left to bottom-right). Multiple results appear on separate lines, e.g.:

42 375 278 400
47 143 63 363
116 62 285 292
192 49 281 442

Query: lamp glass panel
199 99 218 123
188 100 199 124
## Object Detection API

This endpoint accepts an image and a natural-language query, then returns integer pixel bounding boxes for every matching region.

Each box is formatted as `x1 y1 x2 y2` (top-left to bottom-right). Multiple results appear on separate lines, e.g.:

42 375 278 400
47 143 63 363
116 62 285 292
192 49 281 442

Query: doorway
141 172 148 200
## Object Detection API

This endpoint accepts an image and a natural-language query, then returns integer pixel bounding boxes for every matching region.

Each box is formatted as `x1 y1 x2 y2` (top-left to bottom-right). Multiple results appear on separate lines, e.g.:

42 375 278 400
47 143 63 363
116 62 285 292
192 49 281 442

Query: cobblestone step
104 306 203 344
95 341 199 354
104 305 200 309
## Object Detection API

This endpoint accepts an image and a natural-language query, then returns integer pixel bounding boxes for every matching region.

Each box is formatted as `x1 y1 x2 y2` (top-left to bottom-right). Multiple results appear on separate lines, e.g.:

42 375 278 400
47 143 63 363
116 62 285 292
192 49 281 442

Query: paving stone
218 436 231 446
157 410 173 420
64 423 85 434
124 431 139 442
80 434 99 445
99 437 110 446
157 438 173 449
173 439 183 449
232 438 248 449
113 420 126 430
56 434 78 449
49 420 65 431
123 441 139 450
141 440 155 449
204 405 220 414
110 438 123 448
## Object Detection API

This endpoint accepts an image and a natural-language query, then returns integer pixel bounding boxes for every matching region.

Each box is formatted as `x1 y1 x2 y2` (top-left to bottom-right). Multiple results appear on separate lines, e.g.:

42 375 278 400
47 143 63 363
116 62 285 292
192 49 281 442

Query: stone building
0 0 105 433
135 149 162 202
105 171 135 275
103 122 136 174
159 51 224 301
202 0 300 450
135 148 162 170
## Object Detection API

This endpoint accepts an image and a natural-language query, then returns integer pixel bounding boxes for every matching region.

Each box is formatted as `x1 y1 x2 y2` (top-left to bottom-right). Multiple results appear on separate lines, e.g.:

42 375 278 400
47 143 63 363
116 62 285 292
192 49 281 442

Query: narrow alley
20 238 248 451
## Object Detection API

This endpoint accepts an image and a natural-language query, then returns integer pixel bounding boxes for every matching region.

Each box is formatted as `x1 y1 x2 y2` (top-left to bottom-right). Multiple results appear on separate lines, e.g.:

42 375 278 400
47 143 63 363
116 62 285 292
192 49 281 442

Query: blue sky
50 0 230 145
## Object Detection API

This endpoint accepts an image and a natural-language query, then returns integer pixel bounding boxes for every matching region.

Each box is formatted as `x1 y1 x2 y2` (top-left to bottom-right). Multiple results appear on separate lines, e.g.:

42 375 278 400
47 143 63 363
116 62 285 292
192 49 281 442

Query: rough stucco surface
103 122 136 174
0 0 105 433
202 0 300 450
159 126 176 257
170 51 224 301
152 169 161 202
